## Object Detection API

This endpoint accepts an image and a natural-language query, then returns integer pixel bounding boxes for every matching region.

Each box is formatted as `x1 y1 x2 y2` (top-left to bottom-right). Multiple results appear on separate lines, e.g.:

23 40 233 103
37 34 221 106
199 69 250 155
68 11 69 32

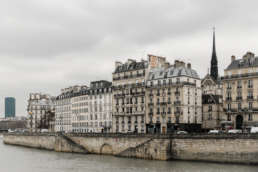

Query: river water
0 137 257 172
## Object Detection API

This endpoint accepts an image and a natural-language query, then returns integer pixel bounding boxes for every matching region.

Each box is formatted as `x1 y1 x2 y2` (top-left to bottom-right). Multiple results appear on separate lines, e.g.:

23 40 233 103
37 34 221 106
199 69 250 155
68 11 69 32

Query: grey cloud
0 0 258 116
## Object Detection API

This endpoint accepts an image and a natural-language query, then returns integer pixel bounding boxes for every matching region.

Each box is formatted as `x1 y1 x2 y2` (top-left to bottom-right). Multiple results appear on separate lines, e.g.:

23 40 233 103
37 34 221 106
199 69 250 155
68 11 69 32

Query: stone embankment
3 133 258 164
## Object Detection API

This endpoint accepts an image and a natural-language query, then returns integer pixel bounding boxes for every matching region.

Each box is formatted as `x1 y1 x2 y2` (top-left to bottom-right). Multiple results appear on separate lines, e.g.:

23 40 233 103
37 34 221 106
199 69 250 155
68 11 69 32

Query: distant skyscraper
5 97 16 118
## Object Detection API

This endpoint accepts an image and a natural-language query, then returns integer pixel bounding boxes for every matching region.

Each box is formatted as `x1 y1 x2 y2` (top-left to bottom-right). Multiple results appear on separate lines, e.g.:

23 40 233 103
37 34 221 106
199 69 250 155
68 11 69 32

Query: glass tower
5 97 16 118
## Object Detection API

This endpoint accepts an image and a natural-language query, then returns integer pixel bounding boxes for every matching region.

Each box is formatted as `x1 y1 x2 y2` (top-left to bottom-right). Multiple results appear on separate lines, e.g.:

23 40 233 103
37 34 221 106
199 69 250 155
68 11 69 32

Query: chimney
243 51 255 60
180 61 185 67
231 55 236 62
164 62 170 69
115 61 122 68
187 63 191 69
174 60 180 67
128 59 135 64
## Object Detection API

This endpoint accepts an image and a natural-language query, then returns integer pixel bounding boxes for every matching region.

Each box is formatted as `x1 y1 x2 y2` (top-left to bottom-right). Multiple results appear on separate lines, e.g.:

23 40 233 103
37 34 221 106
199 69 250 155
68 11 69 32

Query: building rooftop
148 65 199 80
226 52 258 70
114 60 148 73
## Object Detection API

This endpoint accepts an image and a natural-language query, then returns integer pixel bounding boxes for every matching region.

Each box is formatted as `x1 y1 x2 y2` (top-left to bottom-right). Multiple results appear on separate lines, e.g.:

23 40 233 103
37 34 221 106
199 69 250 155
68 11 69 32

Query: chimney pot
187 63 191 69
231 55 236 62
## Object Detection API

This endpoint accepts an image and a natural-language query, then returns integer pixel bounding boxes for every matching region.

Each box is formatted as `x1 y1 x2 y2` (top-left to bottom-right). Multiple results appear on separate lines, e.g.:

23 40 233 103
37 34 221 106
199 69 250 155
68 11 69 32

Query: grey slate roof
226 57 258 70
148 66 199 80
114 61 148 73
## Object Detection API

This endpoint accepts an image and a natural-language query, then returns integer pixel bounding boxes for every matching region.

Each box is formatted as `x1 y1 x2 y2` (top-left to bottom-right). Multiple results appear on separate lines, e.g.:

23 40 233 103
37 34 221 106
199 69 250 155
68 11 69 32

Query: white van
41 129 49 133
250 127 258 133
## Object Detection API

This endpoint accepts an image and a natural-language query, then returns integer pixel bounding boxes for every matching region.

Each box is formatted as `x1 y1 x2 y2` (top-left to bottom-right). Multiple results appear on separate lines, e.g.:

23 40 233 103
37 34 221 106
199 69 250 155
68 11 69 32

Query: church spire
210 27 218 80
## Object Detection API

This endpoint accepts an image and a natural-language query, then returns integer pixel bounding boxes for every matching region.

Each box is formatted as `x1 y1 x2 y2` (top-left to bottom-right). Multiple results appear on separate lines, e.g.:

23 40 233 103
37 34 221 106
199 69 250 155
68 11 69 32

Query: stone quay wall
3 133 258 164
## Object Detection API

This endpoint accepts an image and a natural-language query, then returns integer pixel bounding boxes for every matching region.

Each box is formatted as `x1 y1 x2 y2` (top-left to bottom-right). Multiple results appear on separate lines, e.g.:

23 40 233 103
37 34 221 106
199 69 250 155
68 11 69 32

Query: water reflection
0 137 257 172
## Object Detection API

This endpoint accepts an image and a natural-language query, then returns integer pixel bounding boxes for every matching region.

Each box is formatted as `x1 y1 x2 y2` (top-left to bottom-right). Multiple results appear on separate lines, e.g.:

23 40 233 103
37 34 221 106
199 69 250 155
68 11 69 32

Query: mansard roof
148 66 199 80
226 57 258 70
114 60 148 73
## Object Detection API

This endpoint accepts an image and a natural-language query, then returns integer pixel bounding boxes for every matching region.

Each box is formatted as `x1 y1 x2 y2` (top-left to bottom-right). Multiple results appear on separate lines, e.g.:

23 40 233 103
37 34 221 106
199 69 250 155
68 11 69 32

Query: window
248 91 253 99
238 103 241 110
208 105 212 111
208 113 212 120
248 80 253 88
227 114 231 121
248 114 253 121
237 80 242 88
176 78 180 83
227 82 231 89
168 107 171 114
249 102 253 109
227 104 231 110
157 107 160 114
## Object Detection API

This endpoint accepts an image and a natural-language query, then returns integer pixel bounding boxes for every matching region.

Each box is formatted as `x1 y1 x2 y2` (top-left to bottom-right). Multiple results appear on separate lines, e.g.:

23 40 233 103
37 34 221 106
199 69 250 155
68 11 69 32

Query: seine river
0 137 257 172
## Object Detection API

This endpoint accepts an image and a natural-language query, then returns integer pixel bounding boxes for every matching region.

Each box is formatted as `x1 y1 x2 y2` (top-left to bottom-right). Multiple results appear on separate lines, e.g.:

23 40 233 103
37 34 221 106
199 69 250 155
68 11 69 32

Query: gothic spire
210 27 218 80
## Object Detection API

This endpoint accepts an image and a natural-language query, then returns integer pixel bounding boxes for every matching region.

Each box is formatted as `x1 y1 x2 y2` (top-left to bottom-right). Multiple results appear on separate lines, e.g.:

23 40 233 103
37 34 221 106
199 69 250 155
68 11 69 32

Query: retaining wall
3 133 258 164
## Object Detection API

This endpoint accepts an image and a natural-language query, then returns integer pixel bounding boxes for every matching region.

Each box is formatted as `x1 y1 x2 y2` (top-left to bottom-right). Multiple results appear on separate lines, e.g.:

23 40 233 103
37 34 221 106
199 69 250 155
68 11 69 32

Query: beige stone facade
71 81 112 133
112 59 148 133
222 52 258 129
146 58 202 133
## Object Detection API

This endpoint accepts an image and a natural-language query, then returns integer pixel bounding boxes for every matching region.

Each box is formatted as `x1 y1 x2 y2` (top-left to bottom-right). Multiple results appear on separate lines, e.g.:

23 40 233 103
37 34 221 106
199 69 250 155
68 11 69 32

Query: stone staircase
58 133 88 153
117 138 154 158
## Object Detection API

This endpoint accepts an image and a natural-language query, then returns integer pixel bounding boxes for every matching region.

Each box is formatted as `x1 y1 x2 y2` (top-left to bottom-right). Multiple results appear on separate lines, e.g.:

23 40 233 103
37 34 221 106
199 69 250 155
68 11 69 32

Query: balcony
148 102 154 106
225 97 232 101
174 101 181 105
175 91 180 96
148 112 153 116
174 111 181 115
160 102 167 106
114 94 125 98
236 97 242 101
149 93 153 97
156 93 160 96
247 96 254 100
156 102 160 105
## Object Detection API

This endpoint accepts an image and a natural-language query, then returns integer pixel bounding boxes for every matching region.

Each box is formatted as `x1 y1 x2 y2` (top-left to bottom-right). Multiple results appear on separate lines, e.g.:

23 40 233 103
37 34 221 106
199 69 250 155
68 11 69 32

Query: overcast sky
0 0 257 116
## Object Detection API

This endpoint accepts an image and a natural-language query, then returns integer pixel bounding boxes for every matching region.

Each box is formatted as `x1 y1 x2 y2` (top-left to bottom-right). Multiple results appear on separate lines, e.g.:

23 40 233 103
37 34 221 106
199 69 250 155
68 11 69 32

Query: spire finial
210 27 218 80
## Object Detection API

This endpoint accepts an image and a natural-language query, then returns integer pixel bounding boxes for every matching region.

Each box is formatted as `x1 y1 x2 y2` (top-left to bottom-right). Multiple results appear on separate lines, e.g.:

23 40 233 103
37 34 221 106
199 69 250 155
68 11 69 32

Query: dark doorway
236 115 243 129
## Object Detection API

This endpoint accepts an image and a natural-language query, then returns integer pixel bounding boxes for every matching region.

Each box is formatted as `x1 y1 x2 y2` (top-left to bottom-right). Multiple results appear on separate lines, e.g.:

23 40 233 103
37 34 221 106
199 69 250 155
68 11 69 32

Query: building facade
71 80 112 133
146 59 202 133
5 97 16 118
27 93 55 132
112 59 148 133
222 52 258 130
55 86 80 132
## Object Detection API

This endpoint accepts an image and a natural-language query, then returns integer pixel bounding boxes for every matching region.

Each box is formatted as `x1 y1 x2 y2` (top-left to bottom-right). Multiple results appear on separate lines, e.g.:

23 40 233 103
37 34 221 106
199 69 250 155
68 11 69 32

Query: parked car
250 127 258 133
228 129 242 134
41 129 49 133
8 129 15 133
176 131 188 134
208 130 219 134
